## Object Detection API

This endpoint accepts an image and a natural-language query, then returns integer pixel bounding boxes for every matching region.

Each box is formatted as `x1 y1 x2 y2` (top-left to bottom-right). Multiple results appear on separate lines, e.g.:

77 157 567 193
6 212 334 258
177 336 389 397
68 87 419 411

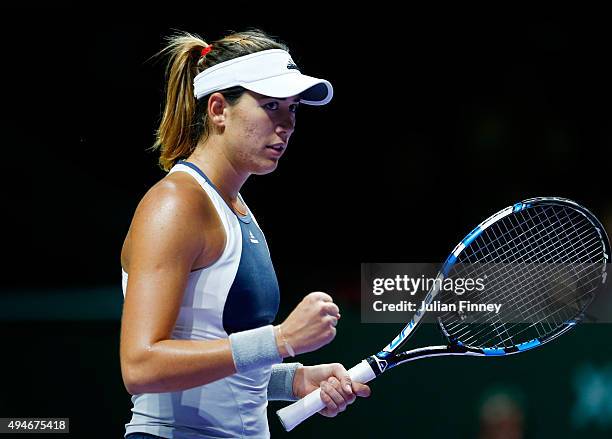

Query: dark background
1 7 611 438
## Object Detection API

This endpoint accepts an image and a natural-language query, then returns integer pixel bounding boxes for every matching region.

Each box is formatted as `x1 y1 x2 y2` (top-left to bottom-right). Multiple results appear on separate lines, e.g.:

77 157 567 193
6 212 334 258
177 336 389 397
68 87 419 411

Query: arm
120 178 239 394
120 176 342 395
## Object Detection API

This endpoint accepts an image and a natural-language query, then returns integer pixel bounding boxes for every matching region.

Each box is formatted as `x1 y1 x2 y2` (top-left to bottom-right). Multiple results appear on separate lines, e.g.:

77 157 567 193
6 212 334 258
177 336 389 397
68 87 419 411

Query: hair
153 29 289 171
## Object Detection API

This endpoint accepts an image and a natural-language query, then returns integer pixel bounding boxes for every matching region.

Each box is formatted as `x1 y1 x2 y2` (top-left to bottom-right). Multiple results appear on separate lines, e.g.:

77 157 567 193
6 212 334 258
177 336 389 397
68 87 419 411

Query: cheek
231 111 267 143
242 121 262 142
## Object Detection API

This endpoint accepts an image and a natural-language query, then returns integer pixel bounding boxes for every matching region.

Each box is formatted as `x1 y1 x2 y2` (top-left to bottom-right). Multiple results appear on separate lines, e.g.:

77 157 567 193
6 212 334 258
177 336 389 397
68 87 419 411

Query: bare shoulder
139 172 206 217
122 172 222 272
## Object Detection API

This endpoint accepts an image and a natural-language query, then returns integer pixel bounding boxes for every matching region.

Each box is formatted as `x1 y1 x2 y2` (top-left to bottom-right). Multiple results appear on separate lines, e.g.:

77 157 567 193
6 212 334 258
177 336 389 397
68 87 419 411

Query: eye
263 102 280 110
289 103 300 113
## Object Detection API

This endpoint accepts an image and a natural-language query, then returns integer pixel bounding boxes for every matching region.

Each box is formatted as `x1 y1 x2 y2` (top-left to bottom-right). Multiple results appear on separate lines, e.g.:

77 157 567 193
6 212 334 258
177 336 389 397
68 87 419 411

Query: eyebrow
260 96 301 103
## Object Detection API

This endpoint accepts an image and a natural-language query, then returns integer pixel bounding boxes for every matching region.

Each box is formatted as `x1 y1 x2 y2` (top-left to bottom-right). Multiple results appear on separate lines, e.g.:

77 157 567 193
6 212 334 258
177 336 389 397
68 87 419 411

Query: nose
275 112 295 141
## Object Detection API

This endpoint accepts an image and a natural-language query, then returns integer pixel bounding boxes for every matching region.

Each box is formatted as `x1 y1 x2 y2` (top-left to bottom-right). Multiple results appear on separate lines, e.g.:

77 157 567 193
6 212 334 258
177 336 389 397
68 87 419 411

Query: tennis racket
277 197 610 431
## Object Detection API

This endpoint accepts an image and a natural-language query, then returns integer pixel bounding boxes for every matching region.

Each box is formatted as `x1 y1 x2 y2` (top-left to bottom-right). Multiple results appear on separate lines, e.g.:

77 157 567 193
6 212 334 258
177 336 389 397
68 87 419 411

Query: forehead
247 91 301 102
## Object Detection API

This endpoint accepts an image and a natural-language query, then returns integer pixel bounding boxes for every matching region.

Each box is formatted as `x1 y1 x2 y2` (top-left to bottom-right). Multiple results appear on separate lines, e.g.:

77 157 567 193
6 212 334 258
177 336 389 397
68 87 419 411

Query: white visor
193 49 333 106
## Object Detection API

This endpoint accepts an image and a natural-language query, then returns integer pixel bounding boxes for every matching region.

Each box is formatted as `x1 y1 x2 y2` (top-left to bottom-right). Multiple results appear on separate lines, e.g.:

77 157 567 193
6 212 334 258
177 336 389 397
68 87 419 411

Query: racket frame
369 197 610 375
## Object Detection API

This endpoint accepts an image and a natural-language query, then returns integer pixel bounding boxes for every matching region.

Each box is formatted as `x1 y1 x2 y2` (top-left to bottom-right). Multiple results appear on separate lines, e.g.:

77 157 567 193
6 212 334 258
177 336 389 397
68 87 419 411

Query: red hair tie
201 45 213 57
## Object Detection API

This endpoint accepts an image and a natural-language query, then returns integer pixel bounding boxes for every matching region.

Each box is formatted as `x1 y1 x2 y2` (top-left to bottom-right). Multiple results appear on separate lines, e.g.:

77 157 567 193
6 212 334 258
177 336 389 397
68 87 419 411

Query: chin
252 160 279 175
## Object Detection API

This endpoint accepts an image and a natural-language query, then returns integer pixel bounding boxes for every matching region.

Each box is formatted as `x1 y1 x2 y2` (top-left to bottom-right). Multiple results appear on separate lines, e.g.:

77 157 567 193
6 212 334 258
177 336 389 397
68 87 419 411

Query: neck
187 136 248 201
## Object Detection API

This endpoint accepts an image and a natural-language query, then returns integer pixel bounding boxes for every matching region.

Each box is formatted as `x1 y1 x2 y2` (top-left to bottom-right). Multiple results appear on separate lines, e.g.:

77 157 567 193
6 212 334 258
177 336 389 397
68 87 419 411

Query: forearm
123 325 283 394
124 338 235 394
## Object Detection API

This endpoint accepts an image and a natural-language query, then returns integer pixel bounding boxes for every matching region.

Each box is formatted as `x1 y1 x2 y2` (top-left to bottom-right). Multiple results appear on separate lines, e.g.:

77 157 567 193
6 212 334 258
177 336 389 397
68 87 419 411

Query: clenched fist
276 292 340 357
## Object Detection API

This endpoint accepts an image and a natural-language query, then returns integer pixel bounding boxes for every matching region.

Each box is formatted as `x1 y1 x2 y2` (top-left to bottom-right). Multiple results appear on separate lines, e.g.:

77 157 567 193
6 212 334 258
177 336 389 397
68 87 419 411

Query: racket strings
503 260 600 322
447 219 600 339
470 223 601 327
445 266 598 349
479 207 584 263
438 205 606 349
490 208 601 321
446 209 598 322
462 206 592 265
451 253 601 348
444 208 596 304
455 220 598 319
453 262 603 348
441 208 588 323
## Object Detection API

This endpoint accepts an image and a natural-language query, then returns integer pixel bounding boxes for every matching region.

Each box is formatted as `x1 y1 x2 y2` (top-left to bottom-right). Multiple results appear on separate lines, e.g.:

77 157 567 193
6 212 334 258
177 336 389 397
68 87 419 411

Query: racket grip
276 359 376 431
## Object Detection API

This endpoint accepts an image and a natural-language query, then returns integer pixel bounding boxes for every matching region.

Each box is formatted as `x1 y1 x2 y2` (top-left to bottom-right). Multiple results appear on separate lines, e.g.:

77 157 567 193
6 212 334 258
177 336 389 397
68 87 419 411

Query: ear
207 93 227 128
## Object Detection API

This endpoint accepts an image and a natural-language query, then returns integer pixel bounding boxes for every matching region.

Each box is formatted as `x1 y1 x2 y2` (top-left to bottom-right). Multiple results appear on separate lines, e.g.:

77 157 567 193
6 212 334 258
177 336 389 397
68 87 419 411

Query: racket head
436 197 610 355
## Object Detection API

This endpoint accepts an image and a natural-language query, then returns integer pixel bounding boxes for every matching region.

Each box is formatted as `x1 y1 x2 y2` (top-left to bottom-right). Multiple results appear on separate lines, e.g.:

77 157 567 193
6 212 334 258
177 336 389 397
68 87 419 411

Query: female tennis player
119 30 370 438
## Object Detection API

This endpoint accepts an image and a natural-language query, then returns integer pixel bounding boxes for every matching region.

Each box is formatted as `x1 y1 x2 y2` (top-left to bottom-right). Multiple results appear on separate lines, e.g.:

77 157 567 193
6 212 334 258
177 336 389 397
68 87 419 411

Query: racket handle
276 359 376 431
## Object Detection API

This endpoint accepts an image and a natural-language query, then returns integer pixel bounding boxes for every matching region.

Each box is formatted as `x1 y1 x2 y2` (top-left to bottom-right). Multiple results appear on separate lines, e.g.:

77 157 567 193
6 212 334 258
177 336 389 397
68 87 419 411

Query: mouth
266 143 286 152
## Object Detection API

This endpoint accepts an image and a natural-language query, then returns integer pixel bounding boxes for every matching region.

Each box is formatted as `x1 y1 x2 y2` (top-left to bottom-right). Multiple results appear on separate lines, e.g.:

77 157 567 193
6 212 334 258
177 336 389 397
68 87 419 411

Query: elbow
121 347 155 395
124 381 150 396
121 361 147 395
123 374 143 396
123 379 138 396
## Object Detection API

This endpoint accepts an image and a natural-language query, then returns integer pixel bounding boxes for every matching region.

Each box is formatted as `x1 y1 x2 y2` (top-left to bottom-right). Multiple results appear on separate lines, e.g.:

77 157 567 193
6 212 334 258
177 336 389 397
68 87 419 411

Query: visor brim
242 73 333 106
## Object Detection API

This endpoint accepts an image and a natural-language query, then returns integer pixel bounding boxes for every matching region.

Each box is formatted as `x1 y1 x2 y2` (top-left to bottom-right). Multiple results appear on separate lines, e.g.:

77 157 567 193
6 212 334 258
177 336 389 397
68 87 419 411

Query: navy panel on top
177 160 280 334
223 220 280 334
